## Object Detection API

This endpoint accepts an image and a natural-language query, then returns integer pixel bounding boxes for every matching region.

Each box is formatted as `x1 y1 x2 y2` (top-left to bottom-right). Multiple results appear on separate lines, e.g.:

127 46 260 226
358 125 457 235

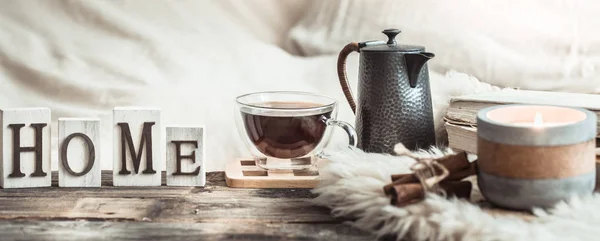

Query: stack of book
444 89 600 155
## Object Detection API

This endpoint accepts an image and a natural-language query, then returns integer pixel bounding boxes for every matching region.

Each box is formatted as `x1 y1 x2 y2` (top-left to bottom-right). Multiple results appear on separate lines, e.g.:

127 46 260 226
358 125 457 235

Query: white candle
509 112 568 127
485 105 585 129
476 104 597 210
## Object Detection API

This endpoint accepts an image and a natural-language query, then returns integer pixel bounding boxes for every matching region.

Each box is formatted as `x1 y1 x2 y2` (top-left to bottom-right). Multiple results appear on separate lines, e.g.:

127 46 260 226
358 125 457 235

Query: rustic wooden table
0 171 375 240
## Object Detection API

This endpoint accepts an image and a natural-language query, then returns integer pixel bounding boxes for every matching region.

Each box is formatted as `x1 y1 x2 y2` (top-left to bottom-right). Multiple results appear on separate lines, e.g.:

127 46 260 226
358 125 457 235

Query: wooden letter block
58 118 101 187
166 126 205 186
113 107 161 186
0 108 51 188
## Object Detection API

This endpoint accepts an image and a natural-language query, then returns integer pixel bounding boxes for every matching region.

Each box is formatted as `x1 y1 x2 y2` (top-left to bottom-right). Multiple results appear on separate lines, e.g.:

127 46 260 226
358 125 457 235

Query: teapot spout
405 52 435 88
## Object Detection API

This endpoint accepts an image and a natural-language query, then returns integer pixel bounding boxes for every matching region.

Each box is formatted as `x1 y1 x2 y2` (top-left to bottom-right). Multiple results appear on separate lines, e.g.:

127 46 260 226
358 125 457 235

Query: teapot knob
382 29 401 45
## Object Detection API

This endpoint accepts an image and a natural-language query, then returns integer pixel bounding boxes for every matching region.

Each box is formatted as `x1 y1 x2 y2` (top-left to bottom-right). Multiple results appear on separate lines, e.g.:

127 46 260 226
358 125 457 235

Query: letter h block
0 108 51 188
113 107 161 186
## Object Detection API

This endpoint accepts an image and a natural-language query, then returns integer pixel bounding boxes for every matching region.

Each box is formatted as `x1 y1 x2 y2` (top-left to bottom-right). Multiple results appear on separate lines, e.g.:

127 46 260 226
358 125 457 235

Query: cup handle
324 118 358 147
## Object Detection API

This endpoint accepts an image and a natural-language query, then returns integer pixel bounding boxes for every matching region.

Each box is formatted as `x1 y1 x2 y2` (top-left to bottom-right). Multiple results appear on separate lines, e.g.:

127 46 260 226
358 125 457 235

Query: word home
0 107 205 188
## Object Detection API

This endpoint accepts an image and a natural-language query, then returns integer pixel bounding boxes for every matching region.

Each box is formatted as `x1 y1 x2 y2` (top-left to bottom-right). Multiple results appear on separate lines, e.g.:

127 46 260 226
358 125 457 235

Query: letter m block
113 107 161 186
0 108 51 188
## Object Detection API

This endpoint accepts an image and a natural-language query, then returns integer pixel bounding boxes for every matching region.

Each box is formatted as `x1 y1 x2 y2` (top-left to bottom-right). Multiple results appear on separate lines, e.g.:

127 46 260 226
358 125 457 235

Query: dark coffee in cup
241 101 332 159
236 91 357 171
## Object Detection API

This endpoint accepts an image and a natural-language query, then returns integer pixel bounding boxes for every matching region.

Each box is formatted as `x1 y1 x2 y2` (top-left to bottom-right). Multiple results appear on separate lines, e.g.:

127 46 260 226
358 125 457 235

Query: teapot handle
337 42 360 114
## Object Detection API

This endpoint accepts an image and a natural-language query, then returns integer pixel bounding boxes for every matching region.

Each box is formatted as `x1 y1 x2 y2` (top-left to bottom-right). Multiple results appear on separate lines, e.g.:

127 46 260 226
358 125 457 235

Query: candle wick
534 112 544 127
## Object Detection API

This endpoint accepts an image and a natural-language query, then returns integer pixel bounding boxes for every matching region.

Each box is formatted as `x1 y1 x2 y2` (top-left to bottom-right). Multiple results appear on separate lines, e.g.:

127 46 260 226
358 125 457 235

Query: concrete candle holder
476 104 597 210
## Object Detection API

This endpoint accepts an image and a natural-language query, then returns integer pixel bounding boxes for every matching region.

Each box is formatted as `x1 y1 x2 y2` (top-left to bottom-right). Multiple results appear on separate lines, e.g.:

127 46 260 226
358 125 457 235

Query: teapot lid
359 29 424 52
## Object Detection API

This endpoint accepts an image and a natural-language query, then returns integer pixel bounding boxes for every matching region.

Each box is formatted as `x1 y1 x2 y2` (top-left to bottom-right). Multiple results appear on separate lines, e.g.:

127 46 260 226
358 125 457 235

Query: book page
450 89 600 111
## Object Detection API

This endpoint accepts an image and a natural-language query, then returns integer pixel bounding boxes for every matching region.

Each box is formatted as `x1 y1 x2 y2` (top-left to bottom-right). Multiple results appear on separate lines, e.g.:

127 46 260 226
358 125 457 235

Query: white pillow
289 0 600 94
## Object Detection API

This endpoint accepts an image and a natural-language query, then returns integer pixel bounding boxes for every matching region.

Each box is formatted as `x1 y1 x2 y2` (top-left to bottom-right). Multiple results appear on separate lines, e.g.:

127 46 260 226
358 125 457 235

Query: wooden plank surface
0 220 371 241
0 171 375 240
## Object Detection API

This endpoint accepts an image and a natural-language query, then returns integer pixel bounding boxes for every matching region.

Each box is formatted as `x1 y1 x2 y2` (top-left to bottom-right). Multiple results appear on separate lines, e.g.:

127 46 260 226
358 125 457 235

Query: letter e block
166 126 205 186
58 118 101 187
0 108 51 188
113 107 161 186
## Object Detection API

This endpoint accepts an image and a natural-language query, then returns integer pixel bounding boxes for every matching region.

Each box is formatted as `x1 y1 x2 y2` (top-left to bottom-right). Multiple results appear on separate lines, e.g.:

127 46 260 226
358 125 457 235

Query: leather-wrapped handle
337 42 360 114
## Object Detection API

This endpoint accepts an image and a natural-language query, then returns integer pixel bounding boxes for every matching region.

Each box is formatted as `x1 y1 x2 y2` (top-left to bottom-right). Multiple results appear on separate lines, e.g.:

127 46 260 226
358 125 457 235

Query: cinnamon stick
444 162 477 182
384 163 476 196
383 176 414 196
390 181 473 207
383 152 473 195
389 183 424 207
437 151 471 175
441 181 472 199
390 173 414 183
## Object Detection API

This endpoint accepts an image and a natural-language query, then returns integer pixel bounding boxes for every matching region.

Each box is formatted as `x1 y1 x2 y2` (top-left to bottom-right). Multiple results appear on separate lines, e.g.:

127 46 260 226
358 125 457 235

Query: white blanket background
0 0 597 172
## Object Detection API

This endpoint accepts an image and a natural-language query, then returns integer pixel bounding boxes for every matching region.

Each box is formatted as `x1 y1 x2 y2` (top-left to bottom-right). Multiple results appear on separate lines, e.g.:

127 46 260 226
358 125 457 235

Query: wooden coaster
225 159 320 188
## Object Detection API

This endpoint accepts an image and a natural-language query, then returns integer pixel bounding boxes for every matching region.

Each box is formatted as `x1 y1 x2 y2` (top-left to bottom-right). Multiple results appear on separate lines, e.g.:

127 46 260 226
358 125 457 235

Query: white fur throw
314 146 600 241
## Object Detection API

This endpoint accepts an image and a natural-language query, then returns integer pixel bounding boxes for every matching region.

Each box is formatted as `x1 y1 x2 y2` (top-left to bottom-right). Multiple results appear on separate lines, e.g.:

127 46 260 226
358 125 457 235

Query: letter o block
58 118 101 187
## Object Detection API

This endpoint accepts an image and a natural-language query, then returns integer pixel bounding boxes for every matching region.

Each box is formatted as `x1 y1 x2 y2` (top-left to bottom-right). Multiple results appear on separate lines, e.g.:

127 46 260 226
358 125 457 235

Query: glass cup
235 91 357 171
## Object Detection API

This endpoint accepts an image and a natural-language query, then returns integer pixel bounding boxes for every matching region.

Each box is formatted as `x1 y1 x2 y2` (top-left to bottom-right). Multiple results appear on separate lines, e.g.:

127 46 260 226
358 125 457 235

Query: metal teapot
337 28 436 153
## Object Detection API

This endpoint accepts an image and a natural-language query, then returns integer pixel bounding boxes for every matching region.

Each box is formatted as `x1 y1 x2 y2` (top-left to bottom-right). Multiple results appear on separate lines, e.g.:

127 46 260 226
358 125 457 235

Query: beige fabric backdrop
1 0 591 172
290 0 600 94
